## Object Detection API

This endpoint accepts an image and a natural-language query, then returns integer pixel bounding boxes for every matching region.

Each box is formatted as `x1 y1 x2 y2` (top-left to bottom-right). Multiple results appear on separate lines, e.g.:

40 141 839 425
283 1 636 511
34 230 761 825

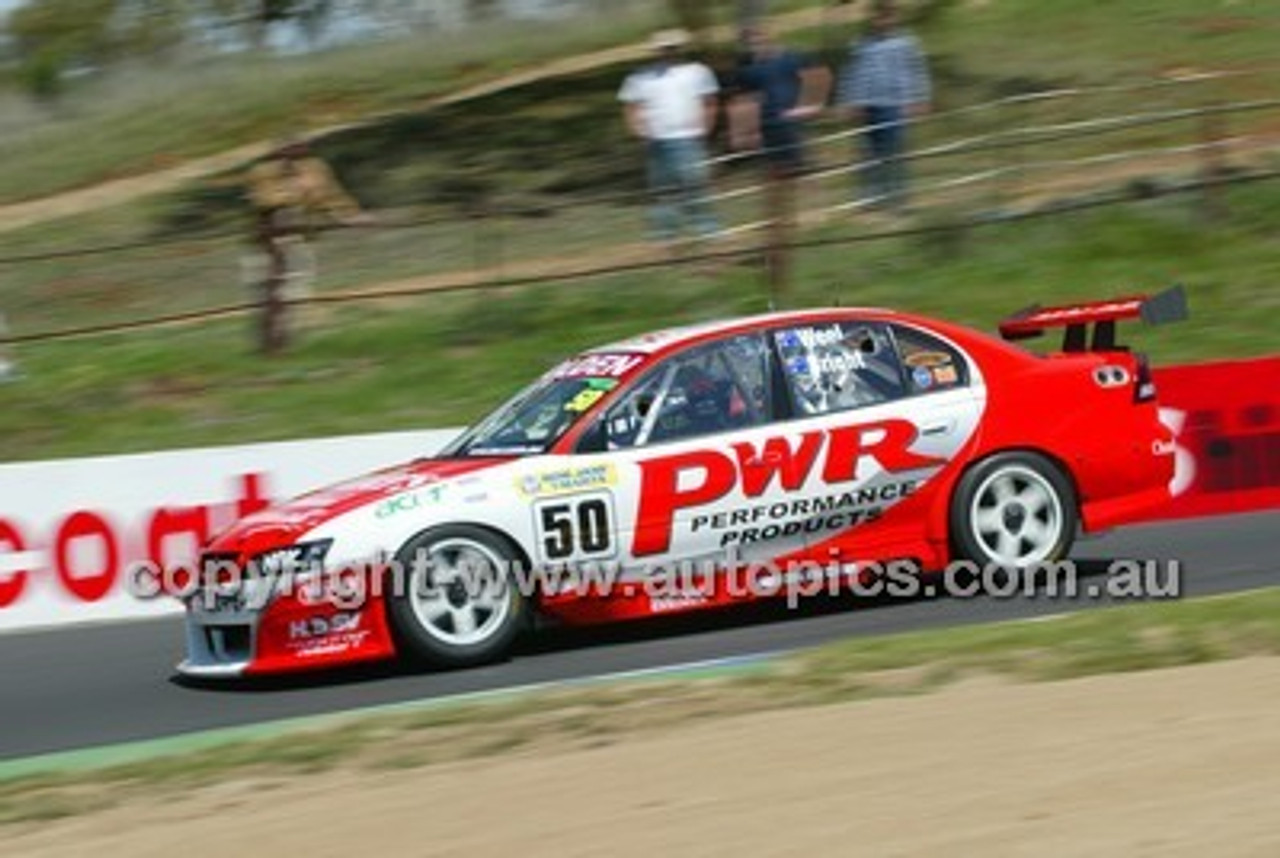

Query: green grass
2 585 1279 825
0 3 676 205
2 178 1278 462
791 586 1280 687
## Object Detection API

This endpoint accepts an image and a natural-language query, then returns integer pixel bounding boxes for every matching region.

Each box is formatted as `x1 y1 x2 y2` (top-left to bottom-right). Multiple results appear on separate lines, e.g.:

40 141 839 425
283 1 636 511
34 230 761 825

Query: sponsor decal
633 418 945 556
904 350 951 368
690 479 920 548
549 353 645 380
289 611 362 641
373 483 446 519
0 473 270 612
455 475 490 503
912 366 934 390
563 379 618 414
649 591 711 613
1026 300 1142 324
286 611 371 657
933 364 959 385
517 463 617 498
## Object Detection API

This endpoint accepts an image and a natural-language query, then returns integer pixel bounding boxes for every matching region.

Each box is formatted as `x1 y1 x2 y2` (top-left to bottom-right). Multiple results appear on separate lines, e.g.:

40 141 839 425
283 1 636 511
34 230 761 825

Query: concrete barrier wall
1153 357 1280 520
0 429 458 632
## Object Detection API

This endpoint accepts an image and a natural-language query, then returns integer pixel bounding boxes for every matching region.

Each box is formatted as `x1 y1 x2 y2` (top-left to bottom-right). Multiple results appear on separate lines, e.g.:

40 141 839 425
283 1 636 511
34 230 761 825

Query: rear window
892 324 969 394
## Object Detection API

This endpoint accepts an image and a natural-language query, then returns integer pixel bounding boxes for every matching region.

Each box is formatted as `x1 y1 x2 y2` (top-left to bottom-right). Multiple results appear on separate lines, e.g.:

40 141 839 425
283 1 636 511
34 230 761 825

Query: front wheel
950 452 1077 570
387 525 527 669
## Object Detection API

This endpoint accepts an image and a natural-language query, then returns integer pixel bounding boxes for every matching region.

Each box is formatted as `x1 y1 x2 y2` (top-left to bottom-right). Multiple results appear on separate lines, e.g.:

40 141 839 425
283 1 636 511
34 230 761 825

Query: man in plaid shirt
838 0 932 211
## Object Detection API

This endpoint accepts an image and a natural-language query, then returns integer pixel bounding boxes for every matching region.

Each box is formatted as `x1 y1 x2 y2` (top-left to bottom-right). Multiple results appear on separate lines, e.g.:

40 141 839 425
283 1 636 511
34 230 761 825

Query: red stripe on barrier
1146 356 1280 520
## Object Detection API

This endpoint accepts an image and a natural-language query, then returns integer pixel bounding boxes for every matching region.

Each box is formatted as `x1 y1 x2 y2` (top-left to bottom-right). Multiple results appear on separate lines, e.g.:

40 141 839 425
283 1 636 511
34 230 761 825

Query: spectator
247 137 369 242
246 138 371 352
731 25 831 293
617 29 721 242
837 0 931 211
732 24 833 176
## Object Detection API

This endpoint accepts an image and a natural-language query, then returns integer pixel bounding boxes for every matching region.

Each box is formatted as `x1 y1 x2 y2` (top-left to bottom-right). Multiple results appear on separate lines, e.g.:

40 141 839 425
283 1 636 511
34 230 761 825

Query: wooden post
764 168 795 306
257 212 289 356
0 312 17 382
1198 100 1227 224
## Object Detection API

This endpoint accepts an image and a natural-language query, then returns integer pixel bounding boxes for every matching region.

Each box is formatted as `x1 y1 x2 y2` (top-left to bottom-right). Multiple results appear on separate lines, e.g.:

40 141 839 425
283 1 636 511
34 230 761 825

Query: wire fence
0 68 1277 348
5 167 1277 347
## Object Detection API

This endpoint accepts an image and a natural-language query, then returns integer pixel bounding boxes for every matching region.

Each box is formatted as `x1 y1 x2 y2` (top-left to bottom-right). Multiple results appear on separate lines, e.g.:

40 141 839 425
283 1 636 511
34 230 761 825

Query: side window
601 334 772 449
773 321 906 416
892 324 969 394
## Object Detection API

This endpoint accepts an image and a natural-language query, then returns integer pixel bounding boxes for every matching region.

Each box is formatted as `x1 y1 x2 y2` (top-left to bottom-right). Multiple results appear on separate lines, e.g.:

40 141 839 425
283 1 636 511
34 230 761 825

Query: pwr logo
633 419 944 556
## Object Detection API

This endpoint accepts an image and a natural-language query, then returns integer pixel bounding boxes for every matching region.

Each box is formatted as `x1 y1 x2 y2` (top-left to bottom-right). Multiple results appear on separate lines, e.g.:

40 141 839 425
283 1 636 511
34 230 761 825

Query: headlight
248 540 333 579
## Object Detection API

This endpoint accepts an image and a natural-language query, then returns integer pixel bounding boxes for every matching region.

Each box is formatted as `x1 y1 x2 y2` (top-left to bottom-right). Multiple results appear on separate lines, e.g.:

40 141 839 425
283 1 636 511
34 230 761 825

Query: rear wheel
951 452 1077 570
387 525 526 668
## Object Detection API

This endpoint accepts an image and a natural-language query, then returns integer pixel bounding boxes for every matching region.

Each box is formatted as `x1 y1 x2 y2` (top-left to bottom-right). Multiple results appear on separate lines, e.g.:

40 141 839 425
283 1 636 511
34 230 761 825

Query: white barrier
0 429 461 633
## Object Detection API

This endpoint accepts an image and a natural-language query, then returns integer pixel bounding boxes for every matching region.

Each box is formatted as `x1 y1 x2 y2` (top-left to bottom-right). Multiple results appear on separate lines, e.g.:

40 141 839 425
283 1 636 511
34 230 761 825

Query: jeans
860 104 908 209
646 137 719 239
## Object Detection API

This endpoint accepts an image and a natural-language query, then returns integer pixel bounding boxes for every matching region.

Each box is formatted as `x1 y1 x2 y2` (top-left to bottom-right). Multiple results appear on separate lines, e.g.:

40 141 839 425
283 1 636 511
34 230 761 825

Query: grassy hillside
2 179 1277 461
0 0 1277 462
0 0 1275 205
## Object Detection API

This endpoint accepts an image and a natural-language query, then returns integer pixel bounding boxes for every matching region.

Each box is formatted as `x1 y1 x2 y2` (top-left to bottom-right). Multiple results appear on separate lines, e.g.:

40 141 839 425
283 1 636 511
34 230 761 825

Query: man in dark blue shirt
734 25 832 176
730 24 831 295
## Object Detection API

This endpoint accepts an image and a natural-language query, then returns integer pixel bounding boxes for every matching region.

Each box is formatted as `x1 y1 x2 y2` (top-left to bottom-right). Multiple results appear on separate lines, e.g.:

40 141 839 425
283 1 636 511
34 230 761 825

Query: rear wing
998 284 1188 352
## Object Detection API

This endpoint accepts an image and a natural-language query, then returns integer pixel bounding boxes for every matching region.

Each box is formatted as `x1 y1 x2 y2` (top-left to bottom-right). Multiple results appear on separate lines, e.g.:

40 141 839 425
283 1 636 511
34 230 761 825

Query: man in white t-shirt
618 29 721 241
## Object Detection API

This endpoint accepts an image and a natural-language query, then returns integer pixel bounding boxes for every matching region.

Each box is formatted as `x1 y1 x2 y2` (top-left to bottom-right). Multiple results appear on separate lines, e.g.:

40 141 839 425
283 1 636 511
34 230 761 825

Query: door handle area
921 420 955 437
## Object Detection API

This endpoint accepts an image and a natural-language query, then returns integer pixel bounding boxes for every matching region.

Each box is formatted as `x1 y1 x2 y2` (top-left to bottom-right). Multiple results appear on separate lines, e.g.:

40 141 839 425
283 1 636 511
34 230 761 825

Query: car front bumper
177 576 397 678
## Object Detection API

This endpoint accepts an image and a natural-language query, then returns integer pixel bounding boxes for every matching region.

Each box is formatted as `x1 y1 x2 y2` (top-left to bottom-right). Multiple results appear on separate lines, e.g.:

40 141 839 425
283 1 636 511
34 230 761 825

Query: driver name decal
549 353 645 379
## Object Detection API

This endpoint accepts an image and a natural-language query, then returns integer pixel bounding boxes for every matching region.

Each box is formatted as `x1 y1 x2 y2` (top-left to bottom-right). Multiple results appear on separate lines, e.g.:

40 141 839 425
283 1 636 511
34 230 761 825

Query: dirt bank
10 656 1280 857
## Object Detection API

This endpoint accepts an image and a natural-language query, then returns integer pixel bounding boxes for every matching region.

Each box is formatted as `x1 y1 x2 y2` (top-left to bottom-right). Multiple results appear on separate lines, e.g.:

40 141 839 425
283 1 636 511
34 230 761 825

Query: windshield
441 351 647 457
441 376 623 457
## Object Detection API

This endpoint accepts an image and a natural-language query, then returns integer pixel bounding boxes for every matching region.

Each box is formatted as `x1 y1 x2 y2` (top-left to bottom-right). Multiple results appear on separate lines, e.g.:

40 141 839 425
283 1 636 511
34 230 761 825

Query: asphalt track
0 511 1275 762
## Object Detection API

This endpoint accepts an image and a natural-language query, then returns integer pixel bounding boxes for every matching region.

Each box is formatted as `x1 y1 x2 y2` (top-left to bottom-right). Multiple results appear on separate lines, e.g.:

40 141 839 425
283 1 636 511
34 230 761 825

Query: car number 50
535 493 616 561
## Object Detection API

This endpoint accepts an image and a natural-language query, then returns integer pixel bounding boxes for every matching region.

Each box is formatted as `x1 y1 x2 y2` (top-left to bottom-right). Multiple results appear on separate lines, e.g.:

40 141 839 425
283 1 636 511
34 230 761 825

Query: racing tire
950 451 1077 572
387 525 527 669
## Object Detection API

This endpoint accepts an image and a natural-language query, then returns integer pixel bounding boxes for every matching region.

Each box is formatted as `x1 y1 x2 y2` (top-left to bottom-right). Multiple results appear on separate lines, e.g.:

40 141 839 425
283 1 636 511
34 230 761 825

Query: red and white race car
179 290 1185 678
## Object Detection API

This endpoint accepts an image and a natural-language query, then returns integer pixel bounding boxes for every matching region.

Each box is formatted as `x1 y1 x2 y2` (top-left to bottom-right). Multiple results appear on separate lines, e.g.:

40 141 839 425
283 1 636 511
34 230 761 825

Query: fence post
257 213 289 356
470 198 503 284
764 169 795 305
470 204 483 278
0 312 17 382
1198 100 1228 223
